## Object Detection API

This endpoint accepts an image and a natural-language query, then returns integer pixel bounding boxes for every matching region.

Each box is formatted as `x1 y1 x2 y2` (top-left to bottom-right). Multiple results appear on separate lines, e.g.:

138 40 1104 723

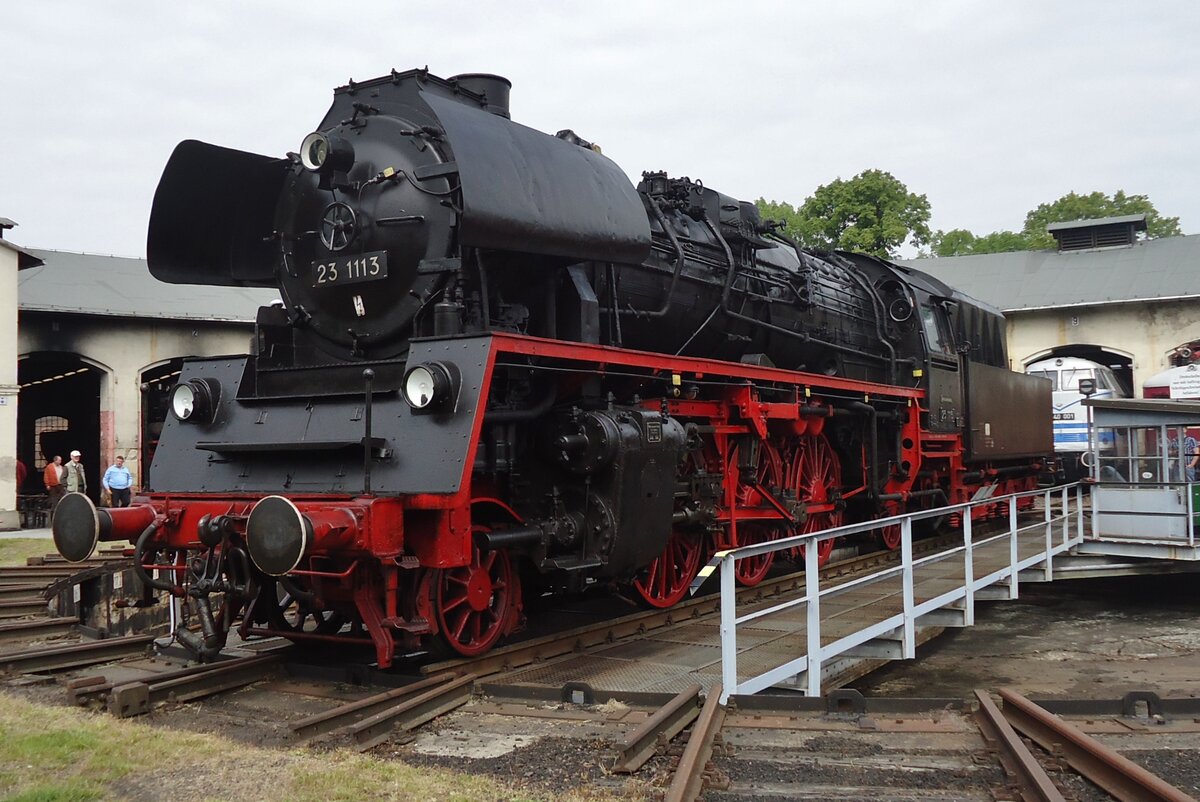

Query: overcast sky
2 1 1197 258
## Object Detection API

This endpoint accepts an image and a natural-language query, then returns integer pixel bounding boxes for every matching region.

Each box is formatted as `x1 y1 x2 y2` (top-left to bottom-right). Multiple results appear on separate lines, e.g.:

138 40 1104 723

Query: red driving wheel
726 442 784 587
633 528 705 608
873 504 902 554
434 537 518 657
786 434 842 567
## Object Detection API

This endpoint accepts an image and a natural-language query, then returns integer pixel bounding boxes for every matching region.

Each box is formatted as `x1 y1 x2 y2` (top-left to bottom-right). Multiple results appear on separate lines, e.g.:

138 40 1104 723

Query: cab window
1060 367 1094 392
919 304 953 355
1028 369 1058 390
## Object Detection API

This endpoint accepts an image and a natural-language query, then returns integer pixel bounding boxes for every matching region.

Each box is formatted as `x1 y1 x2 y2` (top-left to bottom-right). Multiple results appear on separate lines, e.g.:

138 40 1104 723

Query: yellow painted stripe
688 550 733 596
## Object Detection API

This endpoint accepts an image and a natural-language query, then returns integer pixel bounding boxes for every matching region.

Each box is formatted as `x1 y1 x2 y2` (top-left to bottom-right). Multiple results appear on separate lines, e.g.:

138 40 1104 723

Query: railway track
626 687 1199 801
0 537 1194 802
0 616 76 646
0 635 156 675
265 680 1199 801
0 549 136 667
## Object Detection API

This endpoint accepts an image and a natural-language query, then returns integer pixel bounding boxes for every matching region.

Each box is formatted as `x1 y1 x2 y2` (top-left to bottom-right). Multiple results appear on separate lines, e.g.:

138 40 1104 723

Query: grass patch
0 693 627 802
4 780 105 802
0 539 54 567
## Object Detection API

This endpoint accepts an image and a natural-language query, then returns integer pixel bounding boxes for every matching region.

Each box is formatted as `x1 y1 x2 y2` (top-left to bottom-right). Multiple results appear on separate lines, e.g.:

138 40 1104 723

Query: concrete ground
0 527 52 539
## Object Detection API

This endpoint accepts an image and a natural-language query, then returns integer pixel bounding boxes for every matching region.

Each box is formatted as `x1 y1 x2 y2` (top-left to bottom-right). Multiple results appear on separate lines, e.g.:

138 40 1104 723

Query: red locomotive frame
90 333 1038 665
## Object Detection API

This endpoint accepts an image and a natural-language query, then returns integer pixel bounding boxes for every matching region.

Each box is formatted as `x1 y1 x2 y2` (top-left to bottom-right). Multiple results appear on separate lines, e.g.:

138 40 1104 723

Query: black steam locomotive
52 68 1051 663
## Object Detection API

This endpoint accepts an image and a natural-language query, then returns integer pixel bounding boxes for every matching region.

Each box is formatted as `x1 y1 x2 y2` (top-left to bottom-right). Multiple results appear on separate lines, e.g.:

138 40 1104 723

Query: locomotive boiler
52 68 1052 664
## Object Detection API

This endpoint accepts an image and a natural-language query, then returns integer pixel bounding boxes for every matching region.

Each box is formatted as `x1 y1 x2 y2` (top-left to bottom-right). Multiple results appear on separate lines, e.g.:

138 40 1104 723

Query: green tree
756 169 932 258
931 228 1031 257
928 190 1182 257
1021 190 1182 248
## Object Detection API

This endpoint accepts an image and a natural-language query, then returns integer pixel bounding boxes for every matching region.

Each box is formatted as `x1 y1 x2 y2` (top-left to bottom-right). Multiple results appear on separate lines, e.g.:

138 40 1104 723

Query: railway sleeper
107 654 280 718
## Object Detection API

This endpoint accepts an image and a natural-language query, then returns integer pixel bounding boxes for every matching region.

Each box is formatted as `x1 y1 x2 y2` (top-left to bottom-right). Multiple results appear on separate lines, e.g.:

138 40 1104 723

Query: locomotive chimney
451 73 511 118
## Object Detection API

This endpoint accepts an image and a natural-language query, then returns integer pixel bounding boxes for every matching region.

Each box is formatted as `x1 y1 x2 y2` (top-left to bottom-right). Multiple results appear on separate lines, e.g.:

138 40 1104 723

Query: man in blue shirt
102 455 134 508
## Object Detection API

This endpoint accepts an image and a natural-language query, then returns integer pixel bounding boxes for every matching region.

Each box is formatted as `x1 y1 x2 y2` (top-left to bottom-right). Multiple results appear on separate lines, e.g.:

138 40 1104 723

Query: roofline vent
1047 214 1147 252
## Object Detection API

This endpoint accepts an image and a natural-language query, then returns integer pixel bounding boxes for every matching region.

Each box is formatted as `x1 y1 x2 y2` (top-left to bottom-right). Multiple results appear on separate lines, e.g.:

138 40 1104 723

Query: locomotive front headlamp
300 132 330 171
170 382 197 421
299 131 356 173
170 378 220 424
402 362 457 412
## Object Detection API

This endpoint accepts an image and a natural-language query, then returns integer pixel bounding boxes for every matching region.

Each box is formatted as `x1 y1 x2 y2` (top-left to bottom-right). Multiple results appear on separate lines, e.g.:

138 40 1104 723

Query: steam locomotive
52 68 1052 664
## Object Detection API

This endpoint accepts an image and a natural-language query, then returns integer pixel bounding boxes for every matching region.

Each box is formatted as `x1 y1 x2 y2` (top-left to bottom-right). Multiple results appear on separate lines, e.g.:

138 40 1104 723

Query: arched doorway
17 353 104 502
1023 345 1133 397
140 358 185 489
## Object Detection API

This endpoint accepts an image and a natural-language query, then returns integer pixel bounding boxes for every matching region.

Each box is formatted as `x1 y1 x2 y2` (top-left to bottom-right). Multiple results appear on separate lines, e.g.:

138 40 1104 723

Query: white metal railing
715 482 1086 703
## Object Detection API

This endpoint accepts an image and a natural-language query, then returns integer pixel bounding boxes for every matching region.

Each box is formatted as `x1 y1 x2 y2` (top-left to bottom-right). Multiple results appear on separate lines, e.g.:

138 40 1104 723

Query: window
1028 369 1058 390
1060 367 1094 392
33 416 69 470
1097 424 1200 484
919 304 953 355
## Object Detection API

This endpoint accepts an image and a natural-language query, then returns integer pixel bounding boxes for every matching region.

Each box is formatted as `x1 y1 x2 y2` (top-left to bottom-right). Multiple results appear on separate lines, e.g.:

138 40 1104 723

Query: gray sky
2 1 1197 258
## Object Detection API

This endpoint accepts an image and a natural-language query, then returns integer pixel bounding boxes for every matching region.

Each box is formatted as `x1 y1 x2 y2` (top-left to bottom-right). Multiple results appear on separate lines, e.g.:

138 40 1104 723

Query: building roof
897 233 1200 313
1085 397 1200 413
0 238 44 270
18 249 276 323
1045 214 1146 233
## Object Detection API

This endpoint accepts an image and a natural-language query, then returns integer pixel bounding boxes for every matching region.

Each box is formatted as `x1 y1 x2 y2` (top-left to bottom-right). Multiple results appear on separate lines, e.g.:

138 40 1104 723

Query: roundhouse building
1 221 43 529
900 216 1200 397
15 249 274 511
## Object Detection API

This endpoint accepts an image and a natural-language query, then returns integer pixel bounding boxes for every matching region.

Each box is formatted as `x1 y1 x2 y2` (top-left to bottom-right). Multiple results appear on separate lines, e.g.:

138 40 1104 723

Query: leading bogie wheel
434 541 519 657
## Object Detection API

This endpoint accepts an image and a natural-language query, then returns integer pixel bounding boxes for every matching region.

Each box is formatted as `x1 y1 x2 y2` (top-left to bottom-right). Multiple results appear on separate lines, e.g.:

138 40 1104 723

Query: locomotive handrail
714 482 1087 703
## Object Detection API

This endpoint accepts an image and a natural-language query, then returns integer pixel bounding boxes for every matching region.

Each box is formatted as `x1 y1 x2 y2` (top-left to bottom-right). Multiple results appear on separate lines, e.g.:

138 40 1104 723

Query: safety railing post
1044 488 1054 581
900 517 915 659
1008 495 1020 599
1061 485 1069 546
1076 484 1084 544
805 534 822 696
962 512 975 626
720 552 738 698
1090 480 1098 540
1188 480 1195 548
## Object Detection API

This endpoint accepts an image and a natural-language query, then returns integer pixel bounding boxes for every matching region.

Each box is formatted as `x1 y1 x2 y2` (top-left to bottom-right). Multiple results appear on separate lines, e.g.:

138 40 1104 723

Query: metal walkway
489 481 1200 703
712 485 1084 702
489 486 1077 697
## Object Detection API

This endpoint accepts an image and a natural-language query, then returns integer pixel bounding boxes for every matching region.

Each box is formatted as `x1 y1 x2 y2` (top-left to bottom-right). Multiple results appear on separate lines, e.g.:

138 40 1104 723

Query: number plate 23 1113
312 251 388 288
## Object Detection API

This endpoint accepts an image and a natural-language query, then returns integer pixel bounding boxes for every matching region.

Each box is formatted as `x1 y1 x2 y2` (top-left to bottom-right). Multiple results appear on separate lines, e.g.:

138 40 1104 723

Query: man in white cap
65 450 87 495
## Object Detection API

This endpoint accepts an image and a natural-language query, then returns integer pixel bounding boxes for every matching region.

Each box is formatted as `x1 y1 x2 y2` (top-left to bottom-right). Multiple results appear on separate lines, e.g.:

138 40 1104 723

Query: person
64 450 87 496
102 455 133 508
1186 430 1200 483
43 455 65 516
15 459 27 490
1166 431 1199 483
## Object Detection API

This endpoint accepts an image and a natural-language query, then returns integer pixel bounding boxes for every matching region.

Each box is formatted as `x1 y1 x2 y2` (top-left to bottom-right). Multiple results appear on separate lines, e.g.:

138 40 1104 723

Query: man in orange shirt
43 455 65 518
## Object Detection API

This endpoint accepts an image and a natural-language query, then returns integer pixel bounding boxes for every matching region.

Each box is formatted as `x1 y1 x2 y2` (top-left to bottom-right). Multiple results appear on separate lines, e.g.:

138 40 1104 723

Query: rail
714 483 1085 702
